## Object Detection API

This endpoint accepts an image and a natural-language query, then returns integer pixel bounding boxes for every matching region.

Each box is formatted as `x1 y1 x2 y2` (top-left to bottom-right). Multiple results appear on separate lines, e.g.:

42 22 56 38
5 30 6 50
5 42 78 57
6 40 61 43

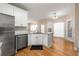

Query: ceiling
11 3 75 20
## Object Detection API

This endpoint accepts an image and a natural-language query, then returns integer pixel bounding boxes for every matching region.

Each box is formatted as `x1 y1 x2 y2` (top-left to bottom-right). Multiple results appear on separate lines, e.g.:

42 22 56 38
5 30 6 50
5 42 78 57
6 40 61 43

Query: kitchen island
28 33 53 48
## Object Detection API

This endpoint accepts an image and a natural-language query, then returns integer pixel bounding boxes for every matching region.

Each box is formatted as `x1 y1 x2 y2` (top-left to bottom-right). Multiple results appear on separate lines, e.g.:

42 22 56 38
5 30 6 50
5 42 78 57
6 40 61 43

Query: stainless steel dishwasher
15 34 28 50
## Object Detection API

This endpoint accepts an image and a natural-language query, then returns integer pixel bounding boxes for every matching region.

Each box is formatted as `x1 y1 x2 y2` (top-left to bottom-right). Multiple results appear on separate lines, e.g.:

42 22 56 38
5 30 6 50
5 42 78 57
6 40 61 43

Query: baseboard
54 37 74 43
53 36 65 39
66 38 74 42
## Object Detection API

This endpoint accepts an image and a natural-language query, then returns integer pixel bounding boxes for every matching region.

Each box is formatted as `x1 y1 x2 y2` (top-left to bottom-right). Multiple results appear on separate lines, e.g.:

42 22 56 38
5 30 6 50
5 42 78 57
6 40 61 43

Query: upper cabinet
14 7 28 26
0 3 14 16
0 3 28 26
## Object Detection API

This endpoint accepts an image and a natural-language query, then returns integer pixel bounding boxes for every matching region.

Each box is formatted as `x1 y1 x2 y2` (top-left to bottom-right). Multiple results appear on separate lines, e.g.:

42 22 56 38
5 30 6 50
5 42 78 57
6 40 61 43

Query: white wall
65 7 75 42
75 4 79 51
53 4 78 51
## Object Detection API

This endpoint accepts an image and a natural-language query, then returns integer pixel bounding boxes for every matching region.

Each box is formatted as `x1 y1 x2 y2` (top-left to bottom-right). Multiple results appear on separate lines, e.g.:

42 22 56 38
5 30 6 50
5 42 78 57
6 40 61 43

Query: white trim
65 19 74 42
66 38 74 42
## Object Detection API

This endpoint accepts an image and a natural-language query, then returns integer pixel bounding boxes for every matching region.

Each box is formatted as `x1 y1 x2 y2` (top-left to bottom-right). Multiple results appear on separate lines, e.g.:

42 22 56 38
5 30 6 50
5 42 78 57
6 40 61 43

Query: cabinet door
36 34 43 45
0 4 3 13
28 34 31 45
31 34 37 45
0 4 14 16
14 7 28 26
48 34 52 47
30 34 43 45
43 35 48 47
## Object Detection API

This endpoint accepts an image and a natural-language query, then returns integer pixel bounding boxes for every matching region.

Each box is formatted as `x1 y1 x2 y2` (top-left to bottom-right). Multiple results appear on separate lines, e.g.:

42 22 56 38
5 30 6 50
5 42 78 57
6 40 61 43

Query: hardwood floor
16 37 78 56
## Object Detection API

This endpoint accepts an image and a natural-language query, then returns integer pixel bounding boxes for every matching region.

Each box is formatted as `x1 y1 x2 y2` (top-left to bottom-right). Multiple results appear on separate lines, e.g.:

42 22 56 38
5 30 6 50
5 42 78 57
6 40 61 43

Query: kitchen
0 3 53 56
0 3 78 56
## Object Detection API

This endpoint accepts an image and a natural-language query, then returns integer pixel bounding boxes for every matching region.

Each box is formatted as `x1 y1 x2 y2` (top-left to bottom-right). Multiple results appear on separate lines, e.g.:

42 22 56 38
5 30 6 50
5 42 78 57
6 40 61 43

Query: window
53 22 64 37
30 24 38 32
67 21 72 38
41 24 45 33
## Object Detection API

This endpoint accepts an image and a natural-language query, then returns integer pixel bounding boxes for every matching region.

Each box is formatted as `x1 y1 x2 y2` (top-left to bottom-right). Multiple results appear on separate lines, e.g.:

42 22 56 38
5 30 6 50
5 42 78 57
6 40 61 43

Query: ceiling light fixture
48 10 58 19
51 12 58 19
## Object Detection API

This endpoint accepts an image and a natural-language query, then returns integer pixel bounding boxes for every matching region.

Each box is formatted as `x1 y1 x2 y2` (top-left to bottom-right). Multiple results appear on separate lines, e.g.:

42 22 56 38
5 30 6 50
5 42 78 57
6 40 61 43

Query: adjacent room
0 3 79 56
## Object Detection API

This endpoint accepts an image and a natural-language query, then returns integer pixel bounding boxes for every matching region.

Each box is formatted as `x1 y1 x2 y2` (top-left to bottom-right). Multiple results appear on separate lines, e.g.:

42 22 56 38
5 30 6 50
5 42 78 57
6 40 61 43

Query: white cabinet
28 34 31 45
48 34 53 47
0 4 3 13
14 7 28 26
28 33 53 48
42 35 48 47
0 3 28 27
28 34 42 45
0 3 14 16
30 34 43 45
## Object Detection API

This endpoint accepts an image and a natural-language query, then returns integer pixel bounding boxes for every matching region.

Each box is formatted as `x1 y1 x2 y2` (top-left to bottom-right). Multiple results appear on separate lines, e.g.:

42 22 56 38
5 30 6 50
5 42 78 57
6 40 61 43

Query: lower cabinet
28 33 53 48
30 34 43 45
15 34 28 50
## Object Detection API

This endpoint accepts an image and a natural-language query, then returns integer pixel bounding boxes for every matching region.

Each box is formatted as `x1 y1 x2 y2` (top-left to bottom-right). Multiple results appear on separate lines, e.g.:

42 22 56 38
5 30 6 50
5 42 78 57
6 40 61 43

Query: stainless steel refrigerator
0 13 16 56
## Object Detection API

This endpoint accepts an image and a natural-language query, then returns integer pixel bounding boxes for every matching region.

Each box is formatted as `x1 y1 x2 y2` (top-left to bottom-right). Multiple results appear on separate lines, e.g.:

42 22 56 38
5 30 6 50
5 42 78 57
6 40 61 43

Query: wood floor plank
16 37 78 56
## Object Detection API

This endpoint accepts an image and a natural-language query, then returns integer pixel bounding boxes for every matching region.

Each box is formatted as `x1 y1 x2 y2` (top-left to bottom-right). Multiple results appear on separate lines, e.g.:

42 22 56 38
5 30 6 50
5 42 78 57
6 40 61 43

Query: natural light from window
41 24 45 33
30 24 38 32
53 22 64 37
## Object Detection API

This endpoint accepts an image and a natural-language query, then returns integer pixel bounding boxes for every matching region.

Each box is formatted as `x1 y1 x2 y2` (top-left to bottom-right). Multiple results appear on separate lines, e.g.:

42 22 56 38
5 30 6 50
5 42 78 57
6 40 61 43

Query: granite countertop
15 30 53 35
29 32 53 34
15 31 28 35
